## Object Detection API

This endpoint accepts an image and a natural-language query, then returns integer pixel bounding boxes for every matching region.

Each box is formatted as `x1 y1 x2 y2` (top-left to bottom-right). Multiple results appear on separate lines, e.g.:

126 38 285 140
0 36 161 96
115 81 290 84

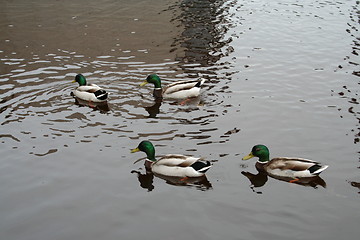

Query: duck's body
150 154 210 178
72 74 108 102
140 74 206 100
131 141 211 178
161 79 206 99
73 84 108 102
255 157 328 179
243 145 328 181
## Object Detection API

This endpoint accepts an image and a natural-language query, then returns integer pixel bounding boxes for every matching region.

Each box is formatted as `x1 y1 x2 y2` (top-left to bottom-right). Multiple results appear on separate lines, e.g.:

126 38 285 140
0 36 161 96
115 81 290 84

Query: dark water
0 0 359 239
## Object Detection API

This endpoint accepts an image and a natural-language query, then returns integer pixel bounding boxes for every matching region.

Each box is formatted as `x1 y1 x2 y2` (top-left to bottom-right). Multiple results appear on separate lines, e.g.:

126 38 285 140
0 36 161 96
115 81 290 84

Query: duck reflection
242 169 327 194
241 171 268 194
131 169 155 192
72 95 110 112
132 167 212 192
144 99 162 118
155 173 212 191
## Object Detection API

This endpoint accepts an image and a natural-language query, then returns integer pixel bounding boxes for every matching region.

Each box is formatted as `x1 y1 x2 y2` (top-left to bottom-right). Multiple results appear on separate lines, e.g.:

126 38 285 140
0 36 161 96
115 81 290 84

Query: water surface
0 0 359 240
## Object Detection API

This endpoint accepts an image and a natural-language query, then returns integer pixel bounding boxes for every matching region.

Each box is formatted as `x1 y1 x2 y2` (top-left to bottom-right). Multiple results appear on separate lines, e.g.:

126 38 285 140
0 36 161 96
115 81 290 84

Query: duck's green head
242 145 270 163
140 74 162 89
131 140 156 161
73 74 87 86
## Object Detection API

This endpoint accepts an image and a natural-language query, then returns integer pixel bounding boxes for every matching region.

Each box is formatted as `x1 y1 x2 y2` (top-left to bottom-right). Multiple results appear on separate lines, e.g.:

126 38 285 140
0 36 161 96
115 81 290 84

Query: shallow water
0 0 359 239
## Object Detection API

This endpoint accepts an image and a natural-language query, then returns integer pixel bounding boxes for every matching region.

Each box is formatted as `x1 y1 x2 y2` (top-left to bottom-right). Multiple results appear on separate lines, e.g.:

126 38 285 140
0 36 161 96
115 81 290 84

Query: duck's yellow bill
139 81 148 87
72 80 76 83
242 152 254 160
131 147 140 153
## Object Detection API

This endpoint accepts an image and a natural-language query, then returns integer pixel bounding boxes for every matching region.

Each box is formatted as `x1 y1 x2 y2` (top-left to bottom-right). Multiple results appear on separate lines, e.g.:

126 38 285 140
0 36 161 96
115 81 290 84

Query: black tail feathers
308 164 325 175
94 89 108 100
195 78 205 88
195 81 202 88
191 161 211 173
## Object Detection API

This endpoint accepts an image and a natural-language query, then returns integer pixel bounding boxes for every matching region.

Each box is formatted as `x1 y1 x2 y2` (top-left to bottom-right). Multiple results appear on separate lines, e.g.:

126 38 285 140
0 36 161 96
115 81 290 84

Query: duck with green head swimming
131 140 212 179
242 144 328 182
140 74 206 100
72 74 108 102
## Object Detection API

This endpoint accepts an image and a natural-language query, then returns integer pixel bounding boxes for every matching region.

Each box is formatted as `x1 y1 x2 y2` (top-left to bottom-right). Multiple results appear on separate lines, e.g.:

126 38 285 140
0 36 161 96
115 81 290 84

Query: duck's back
264 157 327 178
163 79 205 99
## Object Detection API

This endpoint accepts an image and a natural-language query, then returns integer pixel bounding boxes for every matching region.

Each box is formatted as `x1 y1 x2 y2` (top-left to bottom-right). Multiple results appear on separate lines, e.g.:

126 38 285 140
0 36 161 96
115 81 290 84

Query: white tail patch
313 165 329 175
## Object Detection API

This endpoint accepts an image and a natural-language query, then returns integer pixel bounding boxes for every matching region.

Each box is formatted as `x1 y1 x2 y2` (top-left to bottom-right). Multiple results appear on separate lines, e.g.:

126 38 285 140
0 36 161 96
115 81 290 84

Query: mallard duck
242 145 328 182
72 74 108 102
131 140 211 178
140 74 206 100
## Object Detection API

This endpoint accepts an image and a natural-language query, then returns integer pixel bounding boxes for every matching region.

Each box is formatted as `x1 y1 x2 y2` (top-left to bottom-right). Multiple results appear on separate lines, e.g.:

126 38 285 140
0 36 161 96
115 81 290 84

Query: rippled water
1 0 359 239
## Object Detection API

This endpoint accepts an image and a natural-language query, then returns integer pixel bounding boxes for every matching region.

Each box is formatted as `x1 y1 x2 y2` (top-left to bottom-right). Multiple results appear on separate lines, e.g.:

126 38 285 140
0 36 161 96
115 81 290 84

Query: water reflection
242 169 327 194
241 171 268 194
171 0 235 67
143 99 162 118
131 170 155 192
132 168 212 192
156 173 212 191
348 181 360 194
335 2 360 145
1 0 359 239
